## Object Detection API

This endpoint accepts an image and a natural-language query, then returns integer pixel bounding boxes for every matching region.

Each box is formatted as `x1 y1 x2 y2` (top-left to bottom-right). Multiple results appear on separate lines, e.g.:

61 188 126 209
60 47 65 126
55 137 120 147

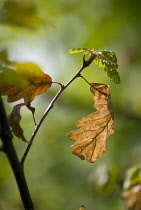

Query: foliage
69 48 120 84
0 62 52 103
94 50 120 84
0 45 119 208
0 49 118 153
122 164 141 191
69 48 91 54
0 0 141 209
68 83 114 163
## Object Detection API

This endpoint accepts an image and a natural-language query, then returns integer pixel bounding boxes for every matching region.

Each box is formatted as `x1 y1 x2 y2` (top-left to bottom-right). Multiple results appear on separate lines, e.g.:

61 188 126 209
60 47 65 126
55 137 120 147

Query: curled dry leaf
8 103 27 142
68 83 114 163
0 62 52 103
8 102 36 142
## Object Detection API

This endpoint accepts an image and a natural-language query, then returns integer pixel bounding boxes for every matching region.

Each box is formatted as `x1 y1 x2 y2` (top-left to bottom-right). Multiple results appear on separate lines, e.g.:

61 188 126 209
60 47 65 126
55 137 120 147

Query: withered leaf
122 183 141 210
0 62 52 103
68 83 114 163
8 103 27 142
8 102 36 142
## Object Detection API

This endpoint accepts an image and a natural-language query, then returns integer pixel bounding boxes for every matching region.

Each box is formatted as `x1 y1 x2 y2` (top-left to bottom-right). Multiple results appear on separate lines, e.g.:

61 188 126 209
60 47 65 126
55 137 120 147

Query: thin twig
20 52 95 166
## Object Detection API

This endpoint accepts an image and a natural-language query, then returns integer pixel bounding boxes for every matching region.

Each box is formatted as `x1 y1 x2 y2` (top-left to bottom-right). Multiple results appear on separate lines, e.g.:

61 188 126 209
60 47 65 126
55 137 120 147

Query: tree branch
20 53 95 166
0 96 34 210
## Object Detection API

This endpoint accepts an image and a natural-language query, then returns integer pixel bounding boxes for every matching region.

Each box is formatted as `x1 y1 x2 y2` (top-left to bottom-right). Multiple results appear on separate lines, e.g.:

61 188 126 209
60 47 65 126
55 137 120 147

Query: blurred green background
0 0 141 209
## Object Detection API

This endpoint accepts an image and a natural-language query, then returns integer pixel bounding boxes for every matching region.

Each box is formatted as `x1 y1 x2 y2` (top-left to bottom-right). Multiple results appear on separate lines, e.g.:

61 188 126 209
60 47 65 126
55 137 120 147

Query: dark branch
0 96 34 210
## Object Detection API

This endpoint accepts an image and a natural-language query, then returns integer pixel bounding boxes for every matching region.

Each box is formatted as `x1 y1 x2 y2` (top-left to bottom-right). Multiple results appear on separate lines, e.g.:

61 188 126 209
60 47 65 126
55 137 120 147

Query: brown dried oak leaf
0 62 52 103
68 83 114 163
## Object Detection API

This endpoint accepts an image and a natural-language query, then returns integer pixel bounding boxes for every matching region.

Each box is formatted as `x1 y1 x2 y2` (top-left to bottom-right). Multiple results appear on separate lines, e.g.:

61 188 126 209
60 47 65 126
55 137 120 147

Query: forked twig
20 52 95 166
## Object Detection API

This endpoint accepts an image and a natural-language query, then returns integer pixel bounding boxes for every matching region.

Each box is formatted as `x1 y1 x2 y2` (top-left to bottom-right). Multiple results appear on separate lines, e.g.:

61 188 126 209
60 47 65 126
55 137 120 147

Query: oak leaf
68 83 114 163
94 50 120 84
0 62 52 103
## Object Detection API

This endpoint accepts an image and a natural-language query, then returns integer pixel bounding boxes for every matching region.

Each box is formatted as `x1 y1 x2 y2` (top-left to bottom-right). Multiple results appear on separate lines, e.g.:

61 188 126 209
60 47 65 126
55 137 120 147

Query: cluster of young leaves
0 0 45 29
69 48 120 84
68 83 114 163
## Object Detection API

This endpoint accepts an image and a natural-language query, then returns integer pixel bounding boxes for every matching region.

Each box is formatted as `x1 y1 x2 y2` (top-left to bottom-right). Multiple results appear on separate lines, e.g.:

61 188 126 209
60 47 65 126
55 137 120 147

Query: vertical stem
0 96 34 210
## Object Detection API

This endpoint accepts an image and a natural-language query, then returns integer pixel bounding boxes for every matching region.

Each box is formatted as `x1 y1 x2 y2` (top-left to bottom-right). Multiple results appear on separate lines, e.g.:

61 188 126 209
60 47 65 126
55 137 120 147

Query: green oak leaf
94 50 120 84
123 164 141 190
69 48 90 54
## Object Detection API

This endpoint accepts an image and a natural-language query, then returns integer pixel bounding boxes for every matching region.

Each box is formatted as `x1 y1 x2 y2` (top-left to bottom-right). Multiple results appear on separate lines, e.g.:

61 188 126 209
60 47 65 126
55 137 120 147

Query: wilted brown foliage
68 83 114 163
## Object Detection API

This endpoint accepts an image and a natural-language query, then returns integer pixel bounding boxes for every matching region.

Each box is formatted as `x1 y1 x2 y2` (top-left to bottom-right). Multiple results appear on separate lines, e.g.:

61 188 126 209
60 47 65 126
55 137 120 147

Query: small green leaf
94 50 120 84
123 164 141 190
69 48 90 54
